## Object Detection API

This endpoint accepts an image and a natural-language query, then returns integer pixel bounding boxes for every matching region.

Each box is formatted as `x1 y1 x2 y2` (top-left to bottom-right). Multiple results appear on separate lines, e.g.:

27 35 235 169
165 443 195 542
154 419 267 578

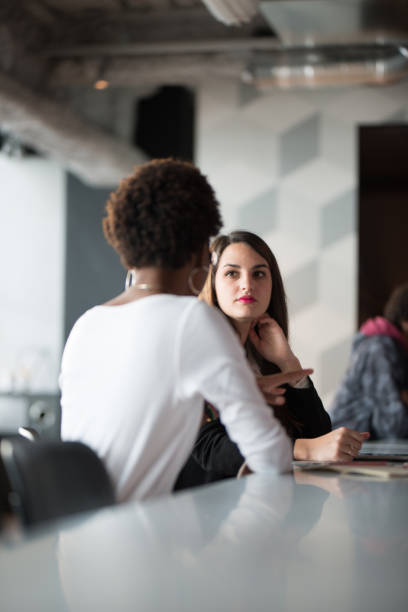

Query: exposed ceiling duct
259 0 408 46
201 0 408 88
243 44 408 89
242 0 408 89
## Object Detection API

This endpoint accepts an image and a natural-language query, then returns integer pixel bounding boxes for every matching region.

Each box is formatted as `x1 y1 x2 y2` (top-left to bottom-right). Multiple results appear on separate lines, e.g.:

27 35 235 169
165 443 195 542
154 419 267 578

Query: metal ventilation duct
240 1 408 88
260 0 408 46
243 44 408 89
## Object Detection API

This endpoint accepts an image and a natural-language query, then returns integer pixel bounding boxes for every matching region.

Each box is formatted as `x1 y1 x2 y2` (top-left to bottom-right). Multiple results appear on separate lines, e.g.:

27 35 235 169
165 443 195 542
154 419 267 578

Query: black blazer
174 379 331 491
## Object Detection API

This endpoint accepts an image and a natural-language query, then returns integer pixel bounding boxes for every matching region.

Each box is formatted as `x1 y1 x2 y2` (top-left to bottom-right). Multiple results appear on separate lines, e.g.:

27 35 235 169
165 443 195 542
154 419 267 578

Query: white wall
196 77 408 407
0 155 65 393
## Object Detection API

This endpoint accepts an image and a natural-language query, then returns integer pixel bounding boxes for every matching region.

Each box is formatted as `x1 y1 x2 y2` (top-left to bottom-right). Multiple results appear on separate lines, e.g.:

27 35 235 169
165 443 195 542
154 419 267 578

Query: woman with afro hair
60 159 303 502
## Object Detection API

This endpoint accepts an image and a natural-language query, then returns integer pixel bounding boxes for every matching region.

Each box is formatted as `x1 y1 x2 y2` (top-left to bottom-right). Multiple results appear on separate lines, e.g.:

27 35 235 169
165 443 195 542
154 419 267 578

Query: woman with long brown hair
176 231 368 489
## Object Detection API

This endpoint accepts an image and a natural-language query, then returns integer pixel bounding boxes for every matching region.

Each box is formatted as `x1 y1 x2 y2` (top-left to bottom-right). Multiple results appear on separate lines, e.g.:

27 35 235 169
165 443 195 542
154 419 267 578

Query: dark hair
201 231 299 436
103 158 222 269
384 283 408 331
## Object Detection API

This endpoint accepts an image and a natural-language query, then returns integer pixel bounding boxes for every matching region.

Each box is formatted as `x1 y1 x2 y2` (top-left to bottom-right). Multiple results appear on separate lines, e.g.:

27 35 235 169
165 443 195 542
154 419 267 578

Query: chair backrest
1 439 115 527
18 426 40 441
0 433 33 524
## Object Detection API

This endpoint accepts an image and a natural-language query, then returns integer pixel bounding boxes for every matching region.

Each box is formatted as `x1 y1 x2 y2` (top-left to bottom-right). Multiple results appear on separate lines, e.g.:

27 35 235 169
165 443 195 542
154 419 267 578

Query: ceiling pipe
243 44 408 89
42 37 280 59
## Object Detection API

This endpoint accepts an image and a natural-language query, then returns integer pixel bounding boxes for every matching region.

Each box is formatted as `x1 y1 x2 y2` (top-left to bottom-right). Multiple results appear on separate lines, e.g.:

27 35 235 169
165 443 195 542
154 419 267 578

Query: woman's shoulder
180 300 244 359
66 295 201 339
90 294 200 317
184 299 238 336
349 334 408 384
177 296 223 323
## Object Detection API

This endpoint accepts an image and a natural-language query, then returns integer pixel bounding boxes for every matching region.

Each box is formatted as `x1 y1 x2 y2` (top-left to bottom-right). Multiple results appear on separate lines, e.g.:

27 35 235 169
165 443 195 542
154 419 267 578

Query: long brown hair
201 231 300 436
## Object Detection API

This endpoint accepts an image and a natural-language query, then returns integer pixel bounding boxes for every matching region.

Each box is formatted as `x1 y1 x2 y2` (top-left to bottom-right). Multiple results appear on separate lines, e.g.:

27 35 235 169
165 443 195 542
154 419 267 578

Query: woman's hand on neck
247 314 301 372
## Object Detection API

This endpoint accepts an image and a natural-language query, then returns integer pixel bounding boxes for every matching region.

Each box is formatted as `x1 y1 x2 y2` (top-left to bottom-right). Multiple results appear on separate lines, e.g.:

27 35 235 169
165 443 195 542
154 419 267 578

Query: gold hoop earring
188 266 209 296
125 270 136 290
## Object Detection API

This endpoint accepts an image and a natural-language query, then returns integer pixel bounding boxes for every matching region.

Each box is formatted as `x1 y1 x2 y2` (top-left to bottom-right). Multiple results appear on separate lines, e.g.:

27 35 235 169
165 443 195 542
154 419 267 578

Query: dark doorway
358 125 408 326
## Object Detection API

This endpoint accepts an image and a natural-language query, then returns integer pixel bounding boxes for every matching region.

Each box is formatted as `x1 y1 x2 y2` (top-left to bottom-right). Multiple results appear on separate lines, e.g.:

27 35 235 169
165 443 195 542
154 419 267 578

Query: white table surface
1 468 408 612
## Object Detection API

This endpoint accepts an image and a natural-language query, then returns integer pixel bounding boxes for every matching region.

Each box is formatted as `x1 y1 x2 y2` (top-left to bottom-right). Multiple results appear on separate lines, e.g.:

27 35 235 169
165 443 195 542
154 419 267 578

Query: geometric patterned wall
196 77 408 409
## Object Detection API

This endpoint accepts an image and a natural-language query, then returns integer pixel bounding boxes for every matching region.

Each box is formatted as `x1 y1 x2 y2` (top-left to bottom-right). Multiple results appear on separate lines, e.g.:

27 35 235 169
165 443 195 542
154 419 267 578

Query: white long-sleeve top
60 295 291 501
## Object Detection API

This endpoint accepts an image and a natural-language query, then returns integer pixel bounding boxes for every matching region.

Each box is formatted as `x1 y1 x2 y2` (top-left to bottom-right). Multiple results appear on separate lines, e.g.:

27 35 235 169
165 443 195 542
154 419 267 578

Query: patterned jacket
330 333 408 439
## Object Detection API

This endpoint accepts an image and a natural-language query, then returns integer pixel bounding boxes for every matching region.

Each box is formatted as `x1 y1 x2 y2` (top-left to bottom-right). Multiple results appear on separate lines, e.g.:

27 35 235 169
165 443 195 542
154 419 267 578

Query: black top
174 380 331 491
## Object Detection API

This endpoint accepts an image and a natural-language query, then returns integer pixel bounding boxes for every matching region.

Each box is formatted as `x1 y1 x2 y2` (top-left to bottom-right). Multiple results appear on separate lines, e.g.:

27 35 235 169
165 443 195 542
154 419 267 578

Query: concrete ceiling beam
0 70 147 186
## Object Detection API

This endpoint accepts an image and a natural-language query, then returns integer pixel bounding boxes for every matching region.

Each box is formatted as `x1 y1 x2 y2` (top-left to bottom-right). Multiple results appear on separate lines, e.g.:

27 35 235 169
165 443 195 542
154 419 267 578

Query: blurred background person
331 282 408 439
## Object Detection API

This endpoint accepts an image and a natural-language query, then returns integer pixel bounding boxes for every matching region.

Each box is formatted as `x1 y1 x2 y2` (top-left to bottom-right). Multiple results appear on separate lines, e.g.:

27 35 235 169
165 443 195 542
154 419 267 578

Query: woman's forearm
293 429 370 462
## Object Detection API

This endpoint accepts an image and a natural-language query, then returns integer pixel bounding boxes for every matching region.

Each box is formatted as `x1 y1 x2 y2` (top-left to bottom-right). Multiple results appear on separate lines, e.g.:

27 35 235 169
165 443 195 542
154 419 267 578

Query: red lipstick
238 296 256 303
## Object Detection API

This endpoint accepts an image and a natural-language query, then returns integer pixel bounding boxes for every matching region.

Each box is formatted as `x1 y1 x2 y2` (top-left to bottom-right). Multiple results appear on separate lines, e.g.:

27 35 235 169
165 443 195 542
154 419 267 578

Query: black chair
0 433 34 526
0 439 115 528
17 426 40 441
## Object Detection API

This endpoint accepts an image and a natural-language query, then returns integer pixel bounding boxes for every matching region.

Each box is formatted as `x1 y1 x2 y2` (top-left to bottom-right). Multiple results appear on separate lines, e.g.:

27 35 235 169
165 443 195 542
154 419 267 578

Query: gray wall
64 174 124 340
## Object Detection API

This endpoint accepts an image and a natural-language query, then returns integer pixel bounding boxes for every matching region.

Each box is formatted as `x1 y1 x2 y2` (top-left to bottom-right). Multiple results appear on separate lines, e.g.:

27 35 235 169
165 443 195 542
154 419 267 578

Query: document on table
293 460 408 479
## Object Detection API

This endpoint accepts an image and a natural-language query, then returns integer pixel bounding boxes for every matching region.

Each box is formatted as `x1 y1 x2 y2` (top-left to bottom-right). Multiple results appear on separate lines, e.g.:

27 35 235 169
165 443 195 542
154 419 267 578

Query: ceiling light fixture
94 79 109 90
